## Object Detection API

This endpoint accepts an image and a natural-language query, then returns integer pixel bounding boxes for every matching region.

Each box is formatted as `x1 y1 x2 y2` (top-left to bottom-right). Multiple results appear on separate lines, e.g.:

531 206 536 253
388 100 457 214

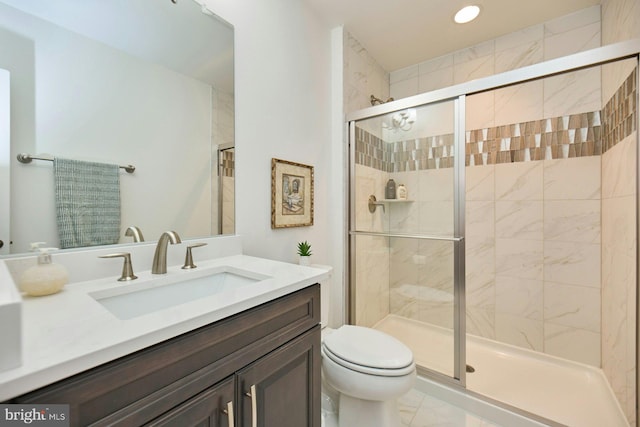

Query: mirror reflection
0 0 235 255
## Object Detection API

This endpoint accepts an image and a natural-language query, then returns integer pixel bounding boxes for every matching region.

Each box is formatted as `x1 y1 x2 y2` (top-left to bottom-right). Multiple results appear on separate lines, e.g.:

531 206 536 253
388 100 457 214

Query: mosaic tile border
602 68 637 152
466 112 601 167
221 150 234 177
355 68 636 172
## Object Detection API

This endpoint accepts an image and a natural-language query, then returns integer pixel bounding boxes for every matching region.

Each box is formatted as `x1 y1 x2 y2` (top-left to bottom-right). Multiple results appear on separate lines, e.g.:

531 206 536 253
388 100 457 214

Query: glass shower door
349 97 466 384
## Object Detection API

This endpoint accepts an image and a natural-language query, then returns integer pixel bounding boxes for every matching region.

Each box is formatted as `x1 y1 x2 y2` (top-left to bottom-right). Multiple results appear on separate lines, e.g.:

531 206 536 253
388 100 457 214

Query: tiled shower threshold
374 314 628 427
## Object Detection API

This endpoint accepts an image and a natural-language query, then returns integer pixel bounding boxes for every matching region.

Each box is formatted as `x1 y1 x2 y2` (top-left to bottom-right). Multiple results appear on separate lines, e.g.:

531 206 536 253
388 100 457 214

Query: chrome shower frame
346 39 640 425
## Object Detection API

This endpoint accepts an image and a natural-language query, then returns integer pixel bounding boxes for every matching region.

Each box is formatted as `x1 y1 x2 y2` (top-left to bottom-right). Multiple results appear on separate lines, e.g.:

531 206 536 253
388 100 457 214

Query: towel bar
17 153 135 173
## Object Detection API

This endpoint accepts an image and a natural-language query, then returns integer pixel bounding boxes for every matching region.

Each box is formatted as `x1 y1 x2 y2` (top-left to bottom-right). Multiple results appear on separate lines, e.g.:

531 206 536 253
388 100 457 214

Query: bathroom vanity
13 285 320 426
0 237 326 427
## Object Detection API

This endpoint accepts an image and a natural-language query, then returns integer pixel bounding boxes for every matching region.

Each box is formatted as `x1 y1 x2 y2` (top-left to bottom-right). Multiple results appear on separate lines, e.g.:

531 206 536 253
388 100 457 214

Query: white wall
2 3 214 252
200 0 335 267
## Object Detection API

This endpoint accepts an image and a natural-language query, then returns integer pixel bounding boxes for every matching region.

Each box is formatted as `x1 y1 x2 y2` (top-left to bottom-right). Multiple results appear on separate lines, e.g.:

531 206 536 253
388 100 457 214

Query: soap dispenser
19 243 69 296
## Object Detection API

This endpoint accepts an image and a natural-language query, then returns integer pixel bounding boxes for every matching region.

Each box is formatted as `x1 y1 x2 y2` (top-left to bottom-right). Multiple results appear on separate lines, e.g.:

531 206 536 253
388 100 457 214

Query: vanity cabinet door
237 326 320 427
146 376 235 427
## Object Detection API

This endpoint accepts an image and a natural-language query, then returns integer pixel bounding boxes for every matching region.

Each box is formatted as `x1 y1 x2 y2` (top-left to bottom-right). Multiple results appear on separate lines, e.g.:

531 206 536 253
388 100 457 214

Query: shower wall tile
453 54 494 85
545 5 601 37
494 40 543 74
465 165 495 201
544 281 601 333
417 168 453 201
390 64 419 85
543 22 600 61
495 161 543 201
602 132 637 198
344 31 390 113
420 303 453 330
221 176 235 235
418 240 454 292
354 235 390 328
495 201 543 240
543 156 601 200
466 273 495 311
494 80 544 127
389 172 420 234
543 241 601 288
466 91 495 131
391 77 420 102
495 25 543 53
354 164 387 232
544 323 600 367
543 68 602 119
602 185 636 423
418 67 454 94
495 313 543 351
419 54 454 75
466 201 495 240
602 0 640 50
418 201 453 236
466 236 495 277
543 200 601 244
495 238 543 280
602 59 637 109
495 276 543 321
454 40 495 64
389 238 420 319
466 307 495 339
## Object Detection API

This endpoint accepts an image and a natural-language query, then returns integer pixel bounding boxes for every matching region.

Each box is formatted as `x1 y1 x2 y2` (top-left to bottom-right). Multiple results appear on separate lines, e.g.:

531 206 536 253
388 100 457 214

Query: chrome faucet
152 231 182 274
125 226 145 242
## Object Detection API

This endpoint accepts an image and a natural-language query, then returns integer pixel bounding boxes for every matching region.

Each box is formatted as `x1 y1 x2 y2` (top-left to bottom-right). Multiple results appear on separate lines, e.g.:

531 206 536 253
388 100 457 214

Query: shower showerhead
370 95 394 106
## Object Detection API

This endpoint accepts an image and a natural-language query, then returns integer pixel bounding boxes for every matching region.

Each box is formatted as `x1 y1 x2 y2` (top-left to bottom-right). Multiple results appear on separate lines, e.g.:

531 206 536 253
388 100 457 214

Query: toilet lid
322 325 414 373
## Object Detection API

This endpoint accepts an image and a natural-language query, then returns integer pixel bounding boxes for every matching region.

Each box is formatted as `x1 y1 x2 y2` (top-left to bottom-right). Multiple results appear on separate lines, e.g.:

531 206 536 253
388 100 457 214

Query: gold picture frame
271 158 314 228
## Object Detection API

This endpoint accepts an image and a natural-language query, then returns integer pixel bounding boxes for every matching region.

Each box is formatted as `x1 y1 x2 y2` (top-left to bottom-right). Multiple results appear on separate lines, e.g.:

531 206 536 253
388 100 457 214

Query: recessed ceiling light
454 5 480 24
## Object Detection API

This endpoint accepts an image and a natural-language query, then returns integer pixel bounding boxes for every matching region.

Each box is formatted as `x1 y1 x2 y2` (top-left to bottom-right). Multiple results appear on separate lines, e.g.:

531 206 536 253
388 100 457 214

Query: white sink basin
90 266 271 320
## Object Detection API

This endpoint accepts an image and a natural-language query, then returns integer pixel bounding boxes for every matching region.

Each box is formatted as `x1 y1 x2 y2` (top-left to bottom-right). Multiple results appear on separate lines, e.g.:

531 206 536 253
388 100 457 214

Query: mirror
0 0 235 255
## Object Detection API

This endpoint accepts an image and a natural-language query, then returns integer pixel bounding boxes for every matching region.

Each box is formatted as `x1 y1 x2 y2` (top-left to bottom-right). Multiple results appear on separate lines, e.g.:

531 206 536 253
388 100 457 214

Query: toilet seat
322 325 414 377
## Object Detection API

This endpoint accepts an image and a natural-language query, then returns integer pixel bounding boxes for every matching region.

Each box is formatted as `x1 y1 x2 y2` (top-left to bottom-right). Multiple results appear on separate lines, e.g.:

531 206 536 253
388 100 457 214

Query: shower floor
374 314 629 427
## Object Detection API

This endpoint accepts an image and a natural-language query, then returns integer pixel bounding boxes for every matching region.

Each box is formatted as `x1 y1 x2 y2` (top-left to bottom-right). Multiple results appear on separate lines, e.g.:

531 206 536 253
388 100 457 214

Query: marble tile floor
399 388 501 427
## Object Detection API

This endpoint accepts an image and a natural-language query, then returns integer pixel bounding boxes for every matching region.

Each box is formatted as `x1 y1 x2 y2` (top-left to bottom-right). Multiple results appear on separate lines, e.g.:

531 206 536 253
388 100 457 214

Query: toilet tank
311 264 333 328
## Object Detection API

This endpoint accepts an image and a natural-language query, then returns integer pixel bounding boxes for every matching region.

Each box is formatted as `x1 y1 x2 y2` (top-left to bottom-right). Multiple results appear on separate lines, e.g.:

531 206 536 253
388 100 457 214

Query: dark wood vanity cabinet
13 285 321 427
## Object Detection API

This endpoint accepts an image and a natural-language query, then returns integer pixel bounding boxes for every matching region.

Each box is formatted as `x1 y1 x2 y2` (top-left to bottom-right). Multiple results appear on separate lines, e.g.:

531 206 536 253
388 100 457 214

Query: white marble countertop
0 254 329 401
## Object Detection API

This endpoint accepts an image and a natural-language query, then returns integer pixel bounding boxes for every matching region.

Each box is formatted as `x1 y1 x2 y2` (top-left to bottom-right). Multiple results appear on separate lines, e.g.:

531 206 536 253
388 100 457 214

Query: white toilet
317 266 416 427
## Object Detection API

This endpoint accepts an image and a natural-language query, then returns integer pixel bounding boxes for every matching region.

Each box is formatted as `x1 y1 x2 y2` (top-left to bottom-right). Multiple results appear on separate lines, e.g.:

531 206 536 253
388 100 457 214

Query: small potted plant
297 241 312 266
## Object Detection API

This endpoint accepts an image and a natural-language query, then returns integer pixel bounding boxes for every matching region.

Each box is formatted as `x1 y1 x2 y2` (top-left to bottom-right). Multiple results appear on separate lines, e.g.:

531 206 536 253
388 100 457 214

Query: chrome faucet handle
124 226 144 242
100 252 138 281
182 243 208 269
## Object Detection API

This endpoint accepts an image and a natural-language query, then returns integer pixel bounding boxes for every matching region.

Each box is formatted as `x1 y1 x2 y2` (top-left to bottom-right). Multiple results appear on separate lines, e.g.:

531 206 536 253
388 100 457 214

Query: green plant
297 241 312 257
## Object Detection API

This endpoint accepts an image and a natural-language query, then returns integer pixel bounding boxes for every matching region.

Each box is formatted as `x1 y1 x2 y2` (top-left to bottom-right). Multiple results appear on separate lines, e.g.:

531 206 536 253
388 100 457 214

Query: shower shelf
368 195 414 214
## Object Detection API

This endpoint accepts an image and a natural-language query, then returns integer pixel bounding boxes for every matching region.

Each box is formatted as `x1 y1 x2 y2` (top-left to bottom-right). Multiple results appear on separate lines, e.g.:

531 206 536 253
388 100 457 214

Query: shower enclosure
347 41 639 426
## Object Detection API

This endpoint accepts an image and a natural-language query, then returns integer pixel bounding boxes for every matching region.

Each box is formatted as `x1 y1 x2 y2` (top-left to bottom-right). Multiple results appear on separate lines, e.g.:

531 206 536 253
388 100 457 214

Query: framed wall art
271 158 314 228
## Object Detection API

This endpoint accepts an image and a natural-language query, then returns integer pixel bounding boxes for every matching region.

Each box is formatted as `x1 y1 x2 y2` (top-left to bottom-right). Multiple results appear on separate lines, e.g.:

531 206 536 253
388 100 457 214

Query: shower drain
466 364 475 373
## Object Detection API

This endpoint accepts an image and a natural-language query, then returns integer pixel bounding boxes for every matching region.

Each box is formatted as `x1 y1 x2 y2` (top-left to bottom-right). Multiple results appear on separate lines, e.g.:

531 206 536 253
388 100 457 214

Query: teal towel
54 157 121 249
